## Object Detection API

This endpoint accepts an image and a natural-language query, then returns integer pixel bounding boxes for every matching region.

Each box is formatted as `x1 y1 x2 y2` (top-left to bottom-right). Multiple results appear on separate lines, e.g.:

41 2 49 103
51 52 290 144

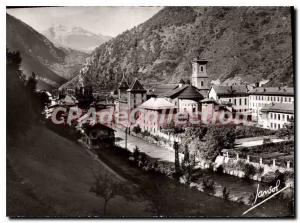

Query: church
113 58 210 129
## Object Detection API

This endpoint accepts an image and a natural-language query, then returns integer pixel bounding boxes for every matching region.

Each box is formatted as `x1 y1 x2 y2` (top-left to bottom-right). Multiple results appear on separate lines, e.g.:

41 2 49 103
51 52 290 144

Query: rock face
6 14 88 89
43 25 111 53
63 6 293 91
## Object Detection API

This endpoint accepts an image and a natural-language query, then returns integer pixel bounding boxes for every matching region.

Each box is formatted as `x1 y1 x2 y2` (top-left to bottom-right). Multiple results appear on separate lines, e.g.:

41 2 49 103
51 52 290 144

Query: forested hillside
62 7 293 90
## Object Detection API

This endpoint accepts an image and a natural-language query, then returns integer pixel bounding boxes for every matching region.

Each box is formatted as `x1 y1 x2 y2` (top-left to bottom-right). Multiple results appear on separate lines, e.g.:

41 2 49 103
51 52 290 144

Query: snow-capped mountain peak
43 25 111 53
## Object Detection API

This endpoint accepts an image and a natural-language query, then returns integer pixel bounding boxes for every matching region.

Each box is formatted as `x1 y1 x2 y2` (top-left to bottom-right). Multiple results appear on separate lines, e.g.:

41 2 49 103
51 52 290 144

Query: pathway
114 128 183 163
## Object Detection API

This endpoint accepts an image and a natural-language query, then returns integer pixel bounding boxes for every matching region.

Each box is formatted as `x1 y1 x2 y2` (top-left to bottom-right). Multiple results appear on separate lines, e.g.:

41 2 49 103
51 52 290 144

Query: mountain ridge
62 6 293 91
6 14 88 89
43 25 112 53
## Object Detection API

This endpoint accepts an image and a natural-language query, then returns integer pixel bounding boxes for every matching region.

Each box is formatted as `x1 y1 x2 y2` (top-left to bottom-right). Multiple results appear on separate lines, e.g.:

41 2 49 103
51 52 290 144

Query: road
114 128 183 163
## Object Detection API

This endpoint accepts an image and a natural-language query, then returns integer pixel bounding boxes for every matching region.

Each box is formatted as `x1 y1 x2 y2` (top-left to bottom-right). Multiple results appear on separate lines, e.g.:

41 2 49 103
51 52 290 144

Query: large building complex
113 58 294 131
248 87 294 121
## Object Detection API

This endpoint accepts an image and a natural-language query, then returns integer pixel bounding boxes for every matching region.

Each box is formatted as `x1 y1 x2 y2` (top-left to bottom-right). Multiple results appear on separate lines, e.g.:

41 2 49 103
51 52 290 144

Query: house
61 94 78 106
127 78 147 109
208 85 252 113
115 76 147 109
200 98 233 124
137 97 177 135
249 87 294 121
114 76 147 127
81 123 115 149
146 83 181 99
259 103 294 130
163 84 204 117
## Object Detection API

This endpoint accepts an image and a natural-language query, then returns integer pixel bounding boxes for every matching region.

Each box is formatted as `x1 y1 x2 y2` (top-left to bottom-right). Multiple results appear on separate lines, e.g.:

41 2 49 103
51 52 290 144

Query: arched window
200 66 203 72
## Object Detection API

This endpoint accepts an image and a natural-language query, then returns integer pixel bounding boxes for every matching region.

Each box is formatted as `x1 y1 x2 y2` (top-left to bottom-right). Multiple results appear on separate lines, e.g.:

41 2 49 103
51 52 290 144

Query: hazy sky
7 6 162 37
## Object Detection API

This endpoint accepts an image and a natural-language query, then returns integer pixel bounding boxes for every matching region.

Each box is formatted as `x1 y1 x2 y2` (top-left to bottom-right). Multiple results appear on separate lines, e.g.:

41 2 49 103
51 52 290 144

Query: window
193 107 196 112
239 98 242 105
274 113 276 120
282 114 285 121
274 123 277 129
289 97 292 102
229 99 231 102
271 123 273 128
200 66 203 72
245 98 247 105
278 114 280 120
270 113 273 119
201 81 204 87
234 99 237 105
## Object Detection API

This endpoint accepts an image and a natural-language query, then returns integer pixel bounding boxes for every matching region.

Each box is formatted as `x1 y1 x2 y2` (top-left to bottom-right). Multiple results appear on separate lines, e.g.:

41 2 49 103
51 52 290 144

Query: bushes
198 125 236 162
234 125 275 139
222 187 230 200
202 178 216 195
236 141 294 157
132 125 141 134
243 163 256 179
142 130 151 137
133 146 140 163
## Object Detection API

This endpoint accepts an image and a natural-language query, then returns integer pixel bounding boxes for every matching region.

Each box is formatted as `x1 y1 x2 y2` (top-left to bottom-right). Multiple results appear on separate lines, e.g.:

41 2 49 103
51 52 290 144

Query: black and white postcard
6 5 295 218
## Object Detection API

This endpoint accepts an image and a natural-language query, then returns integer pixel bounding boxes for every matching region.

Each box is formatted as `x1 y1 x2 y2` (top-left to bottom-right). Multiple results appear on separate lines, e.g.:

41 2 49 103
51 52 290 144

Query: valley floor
6 123 294 217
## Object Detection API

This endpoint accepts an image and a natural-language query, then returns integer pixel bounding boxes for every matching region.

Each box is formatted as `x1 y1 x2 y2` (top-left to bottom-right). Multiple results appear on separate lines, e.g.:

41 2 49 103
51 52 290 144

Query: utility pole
125 127 128 150
174 141 180 180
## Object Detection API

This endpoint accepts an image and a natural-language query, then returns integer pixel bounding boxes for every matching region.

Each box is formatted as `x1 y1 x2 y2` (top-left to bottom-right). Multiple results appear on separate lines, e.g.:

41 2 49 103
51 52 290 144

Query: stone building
191 58 210 96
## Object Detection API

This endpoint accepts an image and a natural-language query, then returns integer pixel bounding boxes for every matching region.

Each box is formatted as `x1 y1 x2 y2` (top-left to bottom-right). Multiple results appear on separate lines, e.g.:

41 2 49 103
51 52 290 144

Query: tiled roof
192 58 208 64
147 83 180 97
127 78 146 92
164 84 204 100
249 87 294 96
260 103 294 114
211 85 250 96
200 98 219 104
139 97 175 110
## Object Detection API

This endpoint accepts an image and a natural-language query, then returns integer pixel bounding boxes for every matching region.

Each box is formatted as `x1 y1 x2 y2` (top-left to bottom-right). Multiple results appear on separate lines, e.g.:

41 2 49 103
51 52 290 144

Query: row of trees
7 49 44 138
179 125 236 163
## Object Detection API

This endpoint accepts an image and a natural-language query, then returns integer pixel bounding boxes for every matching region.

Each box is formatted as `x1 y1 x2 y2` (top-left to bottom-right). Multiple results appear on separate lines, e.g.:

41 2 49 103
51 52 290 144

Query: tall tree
90 174 126 216
199 125 236 162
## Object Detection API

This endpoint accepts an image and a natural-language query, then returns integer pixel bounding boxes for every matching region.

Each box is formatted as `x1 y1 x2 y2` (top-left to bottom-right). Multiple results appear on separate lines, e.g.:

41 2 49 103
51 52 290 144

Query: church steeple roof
118 73 129 90
127 78 146 93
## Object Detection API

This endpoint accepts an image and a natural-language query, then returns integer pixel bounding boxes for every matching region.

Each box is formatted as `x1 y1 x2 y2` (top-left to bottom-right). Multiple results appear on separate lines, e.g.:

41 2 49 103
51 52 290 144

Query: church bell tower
191 58 209 96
